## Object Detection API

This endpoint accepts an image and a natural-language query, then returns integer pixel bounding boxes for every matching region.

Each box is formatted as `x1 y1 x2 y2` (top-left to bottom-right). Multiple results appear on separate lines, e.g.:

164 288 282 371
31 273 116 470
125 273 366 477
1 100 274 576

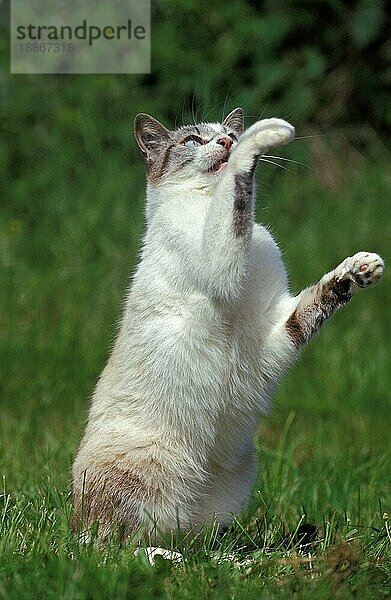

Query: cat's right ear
223 107 244 135
134 113 171 160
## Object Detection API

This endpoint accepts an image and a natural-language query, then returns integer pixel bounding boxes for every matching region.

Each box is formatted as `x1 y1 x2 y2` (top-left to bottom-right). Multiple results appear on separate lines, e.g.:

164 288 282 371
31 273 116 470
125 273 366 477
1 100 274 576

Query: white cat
72 108 384 542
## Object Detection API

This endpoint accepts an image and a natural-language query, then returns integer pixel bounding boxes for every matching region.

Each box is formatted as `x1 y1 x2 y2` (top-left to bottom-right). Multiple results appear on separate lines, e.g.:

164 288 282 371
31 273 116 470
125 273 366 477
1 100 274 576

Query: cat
71 108 384 542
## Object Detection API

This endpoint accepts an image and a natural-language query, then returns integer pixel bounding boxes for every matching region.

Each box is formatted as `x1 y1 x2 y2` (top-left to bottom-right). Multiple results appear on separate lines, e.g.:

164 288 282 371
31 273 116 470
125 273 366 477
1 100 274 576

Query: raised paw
229 118 295 171
255 118 295 148
241 118 295 150
338 252 384 289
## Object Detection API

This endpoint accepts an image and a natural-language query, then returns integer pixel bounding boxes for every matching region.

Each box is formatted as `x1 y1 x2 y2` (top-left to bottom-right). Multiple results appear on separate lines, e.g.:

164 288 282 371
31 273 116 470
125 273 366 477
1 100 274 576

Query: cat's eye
228 132 238 142
181 135 204 147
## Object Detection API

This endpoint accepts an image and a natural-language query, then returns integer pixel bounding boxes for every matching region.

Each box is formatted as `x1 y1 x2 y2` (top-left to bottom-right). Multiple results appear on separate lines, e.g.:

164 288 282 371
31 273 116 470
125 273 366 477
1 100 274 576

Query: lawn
1 107 390 598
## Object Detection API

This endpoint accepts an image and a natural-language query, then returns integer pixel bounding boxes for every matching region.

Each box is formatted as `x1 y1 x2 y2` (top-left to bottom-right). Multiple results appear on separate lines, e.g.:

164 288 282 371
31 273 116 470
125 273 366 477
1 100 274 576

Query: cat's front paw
242 118 295 150
229 118 295 171
338 252 384 289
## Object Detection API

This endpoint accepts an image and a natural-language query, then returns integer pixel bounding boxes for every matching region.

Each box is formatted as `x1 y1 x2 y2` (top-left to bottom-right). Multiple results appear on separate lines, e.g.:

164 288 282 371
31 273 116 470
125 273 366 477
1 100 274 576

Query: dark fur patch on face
233 161 256 237
286 276 353 348
146 142 176 183
145 124 214 184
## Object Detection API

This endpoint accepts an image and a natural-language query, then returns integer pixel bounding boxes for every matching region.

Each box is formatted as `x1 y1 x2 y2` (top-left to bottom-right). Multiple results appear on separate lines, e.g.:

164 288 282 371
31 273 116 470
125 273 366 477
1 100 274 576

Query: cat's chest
134 293 266 382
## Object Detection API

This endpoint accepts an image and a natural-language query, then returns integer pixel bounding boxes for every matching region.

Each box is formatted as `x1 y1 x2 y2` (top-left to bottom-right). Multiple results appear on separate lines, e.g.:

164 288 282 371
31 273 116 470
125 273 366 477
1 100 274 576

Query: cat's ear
223 107 244 135
134 113 171 160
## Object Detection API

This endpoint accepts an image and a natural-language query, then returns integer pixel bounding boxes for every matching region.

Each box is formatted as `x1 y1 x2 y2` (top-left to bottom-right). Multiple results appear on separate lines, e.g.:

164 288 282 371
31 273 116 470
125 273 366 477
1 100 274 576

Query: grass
1 115 390 598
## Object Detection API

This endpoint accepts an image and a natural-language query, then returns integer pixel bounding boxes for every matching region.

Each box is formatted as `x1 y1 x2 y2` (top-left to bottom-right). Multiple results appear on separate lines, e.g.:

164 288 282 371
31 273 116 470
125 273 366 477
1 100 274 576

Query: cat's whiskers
259 158 297 175
263 155 314 172
294 135 323 140
257 100 270 121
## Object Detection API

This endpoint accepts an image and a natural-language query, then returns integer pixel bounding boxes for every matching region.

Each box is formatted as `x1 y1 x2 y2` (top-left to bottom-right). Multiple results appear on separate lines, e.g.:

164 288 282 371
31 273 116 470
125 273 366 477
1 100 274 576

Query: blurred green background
1 0 390 597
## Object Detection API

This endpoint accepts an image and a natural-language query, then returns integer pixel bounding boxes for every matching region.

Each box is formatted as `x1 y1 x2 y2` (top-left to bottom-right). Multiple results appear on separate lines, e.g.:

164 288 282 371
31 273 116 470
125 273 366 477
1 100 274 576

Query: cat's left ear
223 107 244 135
134 113 171 160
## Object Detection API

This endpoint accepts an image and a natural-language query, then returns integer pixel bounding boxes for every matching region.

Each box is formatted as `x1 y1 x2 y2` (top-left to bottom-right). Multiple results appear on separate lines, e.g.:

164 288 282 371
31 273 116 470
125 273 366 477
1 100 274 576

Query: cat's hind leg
71 448 202 544
285 252 384 348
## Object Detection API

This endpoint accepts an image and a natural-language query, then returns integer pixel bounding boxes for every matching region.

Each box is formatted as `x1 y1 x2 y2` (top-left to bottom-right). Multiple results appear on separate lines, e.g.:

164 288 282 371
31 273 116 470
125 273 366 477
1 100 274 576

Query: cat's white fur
72 113 384 540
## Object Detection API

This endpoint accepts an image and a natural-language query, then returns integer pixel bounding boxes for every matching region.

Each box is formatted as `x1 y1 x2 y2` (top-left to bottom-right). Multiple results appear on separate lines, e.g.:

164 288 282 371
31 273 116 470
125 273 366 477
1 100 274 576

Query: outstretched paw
254 118 295 148
229 118 295 171
339 252 384 289
241 118 295 150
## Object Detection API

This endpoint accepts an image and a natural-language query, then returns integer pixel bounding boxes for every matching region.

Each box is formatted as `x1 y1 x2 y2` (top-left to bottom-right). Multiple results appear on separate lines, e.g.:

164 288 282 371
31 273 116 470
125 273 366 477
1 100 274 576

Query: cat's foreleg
285 252 384 348
200 119 295 300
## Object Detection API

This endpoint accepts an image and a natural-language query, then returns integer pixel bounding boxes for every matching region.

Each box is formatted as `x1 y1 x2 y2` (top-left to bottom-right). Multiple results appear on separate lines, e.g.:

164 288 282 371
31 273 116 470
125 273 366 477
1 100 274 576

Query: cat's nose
216 135 233 151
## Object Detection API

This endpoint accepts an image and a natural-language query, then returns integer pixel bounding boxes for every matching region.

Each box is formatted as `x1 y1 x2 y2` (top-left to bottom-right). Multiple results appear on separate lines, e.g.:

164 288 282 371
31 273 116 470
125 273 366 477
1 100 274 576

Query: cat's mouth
211 157 229 173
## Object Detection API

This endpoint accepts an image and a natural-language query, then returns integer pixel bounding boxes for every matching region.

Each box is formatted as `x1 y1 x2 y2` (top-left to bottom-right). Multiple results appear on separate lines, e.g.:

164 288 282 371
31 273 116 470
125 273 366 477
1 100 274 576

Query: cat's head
134 108 243 187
